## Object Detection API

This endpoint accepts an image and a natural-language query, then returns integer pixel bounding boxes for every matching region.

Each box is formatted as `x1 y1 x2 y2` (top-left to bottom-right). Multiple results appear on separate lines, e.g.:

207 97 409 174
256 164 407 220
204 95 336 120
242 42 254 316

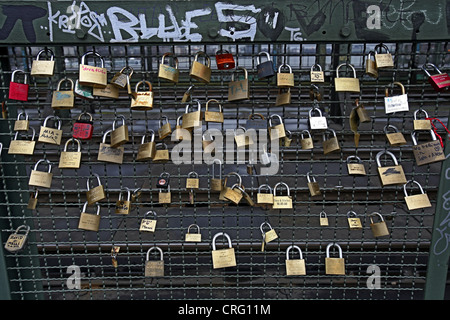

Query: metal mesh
0 41 449 300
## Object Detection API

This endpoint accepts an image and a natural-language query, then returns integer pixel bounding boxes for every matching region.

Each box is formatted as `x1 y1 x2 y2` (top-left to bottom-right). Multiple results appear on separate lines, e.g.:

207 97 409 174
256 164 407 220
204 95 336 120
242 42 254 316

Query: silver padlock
309 107 328 130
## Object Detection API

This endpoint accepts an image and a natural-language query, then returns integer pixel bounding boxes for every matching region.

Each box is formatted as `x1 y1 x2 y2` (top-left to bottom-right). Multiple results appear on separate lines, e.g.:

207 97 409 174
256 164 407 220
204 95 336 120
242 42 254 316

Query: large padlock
86 173 106 205
376 150 407 186
421 63 450 92
9 70 29 101
110 115 129 148
136 130 156 161
334 63 360 93
158 52 179 83
285 245 306 276
78 202 101 232
215 49 235 70
413 109 431 131
365 51 378 78
272 182 293 209
158 116 172 140
300 130 314 150
115 188 131 215
269 114 286 140
140 211 158 232
190 51 212 83
38 115 62 145
14 111 29 131
411 130 445 166
245 113 267 131
185 224 202 242
59 138 82 169
310 63 325 83
74 79 94 100
309 107 328 131
211 232 236 269
346 155 366 176
72 112 94 140
97 129 124 164
256 51 275 80
210 159 223 192
403 180 432 211
111 66 134 89
29 159 53 188
131 80 153 111
307 172 321 196
322 129 340 155
325 243 345 275
145 246 164 277
374 43 394 69
384 124 407 146
275 88 291 106
78 51 107 88
369 212 390 238
277 63 294 88
31 49 55 77
8 127 36 155
384 82 409 113
153 143 170 163
347 211 363 230
204 99 224 123
52 78 75 109
182 99 202 130
228 67 249 102
4 225 30 253
257 184 274 205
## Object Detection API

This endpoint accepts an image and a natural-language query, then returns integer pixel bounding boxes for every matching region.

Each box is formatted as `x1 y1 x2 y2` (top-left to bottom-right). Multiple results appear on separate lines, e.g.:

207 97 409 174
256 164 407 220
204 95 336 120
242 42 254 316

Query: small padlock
158 185 172 204
181 85 195 103
72 112 94 140
269 114 286 140
272 182 293 209
27 189 39 210
156 172 171 189
234 127 254 148
79 51 107 88
204 99 224 123
182 99 202 130
186 171 200 189
31 49 55 77
374 43 394 69
376 150 407 186
111 246 120 268
136 130 156 161
158 116 172 140
325 243 345 275
140 211 157 232
384 124 407 146
174 116 191 141
92 83 119 99
38 115 63 145
97 129 124 164
421 63 450 92
145 246 164 277
158 52 179 83
115 188 131 215
4 225 30 253
211 232 236 269
384 82 409 113
111 66 134 89
334 63 360 93
346 155 366 175
110 115 129 148
215 49 235 70
86 173 106 205
245 113 267 131
78 202 101 232
59 138 82 169
9 70 29 101
256 51 275 80
74 79 94 100
322 129 340 155
319 211 329 226
307 172 321 196
413 109 432 131
190 51 212 83
52 78 75 109
14 111 29 131
260 222 278 251
354 99 371 123
365 51 378 78
285 245 306 276
275 88 291 106
228 67 249 102
130 80 153 111
8 127 36 155
347 211 363 230
411 130 445 166
300 130 314 150
310 63 325 83
283 130 293 147
185 224 202 242
277 63 295 88
257 184 274 205
403 180 432 211
29 159 53 188
210 159 223 192
153 143 170 163
309 107 328 131
369 212 390 238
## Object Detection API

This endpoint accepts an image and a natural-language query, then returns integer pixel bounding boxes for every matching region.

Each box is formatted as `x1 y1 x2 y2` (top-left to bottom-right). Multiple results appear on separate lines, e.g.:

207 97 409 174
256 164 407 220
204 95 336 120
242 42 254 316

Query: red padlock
72 112 94 140
9 70 29 101
422 63 450 92
215 49 235 70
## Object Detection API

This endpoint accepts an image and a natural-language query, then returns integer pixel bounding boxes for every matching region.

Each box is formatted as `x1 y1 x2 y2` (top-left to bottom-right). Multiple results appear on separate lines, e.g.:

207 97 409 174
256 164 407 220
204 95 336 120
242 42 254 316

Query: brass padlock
369 212 390 238
269 114 286 140
4 225 30 253
285 245 306 276
115 188 131 215
210 159 223 192
110 115 129 148
325 243 345 275
153 143 170 163
260 222 278 251
130 80 153 111
97 129 124 164
374 43 394 69
307 172 321 196
136 130 156 161
78 202 101 232
59 138 82 169
158 116 172 140
257 184 274 205
27 189 39 210
347 211 363 230
277 63 295 88
8 127 36 155
204 99 224 123
228 67 249 102
310 63 325 83
174 116 186 141
354 99 371 123
322 129 340 155
384 124 407 146
403 180 432 211
211 232 236 269
145 246 164 277
224 183 244 205
86 173 106 205
319 211 329 226
283 130 293 147
384 82 409 113
300 130 314 150
346 155 366 175
411 130 445 166
14 111 29 131
38 115 63 145
334 63 360 93
140 211 158 232
31 49 55 77
182 99 202 130
111 66 134 89
92 83 119 99
185 224 202 242
29 159 53 188
189 51 212 83
219 172 241 201
376 150 407 186
158 52 179 83
275 88 291 106
78 51 107 88
413 109 431 131
309 107 328 131
272 182 293 209
234 127 254 148
181 85 195 103
186 171 200 189
158 185 172 204
52 78 75 109
256 51 275 80
365 51 378 78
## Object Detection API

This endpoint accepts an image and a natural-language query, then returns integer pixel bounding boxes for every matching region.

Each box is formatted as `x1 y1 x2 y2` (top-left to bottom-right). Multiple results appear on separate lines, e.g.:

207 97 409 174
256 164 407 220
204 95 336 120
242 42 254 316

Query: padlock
31 49 55 77
4 225 30 253
235 184 255 207
384 82 409 113
204 99 224 123
59 138 82 169
215 49 235 70
158 185 172 204
145 246 164 277
86 173 106 205
78 202 101 232
219 172 241 201
211 232 236 269
384 124 407 146
322 129 340 155
283 130 293 147
27 189 39 210
310 63 325 83
228 67 249 102
245 113 267 131
309 84 322 102
260 221 278 251
38 115 62 145
14 111 29 131
307 172 321 196
52 77 75 109
272 182 293 209
174 116 191 141
376 150 407 186
97 129 124 164
111 66 134 89
256 51 275 80
269 114 286 140
139 211 157 232
334 63 360 93
403 180 432 210
234 127 254 148
8 127 36 155
136 130 156 161
354 99 371 123
413 109 431 131
224 183 244 205
158 52 179 83
110 115 129 148
309 107 328 131
277 63 294 88
29 159 53 188
347 211 362 230
411 130 445 166
72 112 94 140
275 88 291 106
115 188 131 215
365 51 378 78
285 245 306 276
93 81 119 99
421 63 450 92
156 172 170 189
300 130 314 150
319 211 329 226
346 155 366 175
190 51 212 83
9 70 29 101
325 243 345 275
153 143 170 163
186 171 200 190
111 246 120 268
185 224 202 242
374 43 394 69
211 159 223 192
158 116 172 140
74 79 94 100
79 51 107 88
369 212 390 238
182 100 202 130
130 80 153 111
257 184 274 205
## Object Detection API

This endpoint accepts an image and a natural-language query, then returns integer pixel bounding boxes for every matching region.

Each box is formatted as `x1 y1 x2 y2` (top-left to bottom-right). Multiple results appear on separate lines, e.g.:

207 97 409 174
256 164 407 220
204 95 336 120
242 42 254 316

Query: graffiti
0 5 46 43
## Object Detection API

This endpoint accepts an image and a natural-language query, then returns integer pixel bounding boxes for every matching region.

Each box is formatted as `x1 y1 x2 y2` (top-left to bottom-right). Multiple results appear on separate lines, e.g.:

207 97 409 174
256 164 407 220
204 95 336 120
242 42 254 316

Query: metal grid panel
0 41 449 300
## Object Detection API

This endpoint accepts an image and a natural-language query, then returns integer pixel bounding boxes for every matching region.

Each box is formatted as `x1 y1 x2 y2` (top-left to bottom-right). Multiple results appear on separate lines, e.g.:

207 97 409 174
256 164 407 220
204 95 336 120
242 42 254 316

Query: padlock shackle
277 63 292 74
385 81 405 97
82 201 100 216
258 183 272 194
188 171 199 179
383 124 399 134
322 128 337 141
187 223 200 234
421 63 442 77
159 115 170 128
118 187 132 201
231 66 248 81
212 159 222 180
308 107 323 117
346 210 358 218
56 77 74 91
33 159 52 173
144 210 157 219
11 69 28 84
260 221 273 234
346 155 362 164
14 127 36 141
413 109 429 120
161 52 179 69
102 129 112 143
248 113 265 120
135 80 152 92
185 99 202 113
81 51 105 68
306 172 316 183
119 66 134 76
212 232 232 250
310 63 322 72
320 211 327 218
146 246 163 261
286 245 303 260
268 114 283 126
43 115 62 130
367 50 376 60
36 48 55 61
256 51 271 65
369 212 384 224
205 99 222 112
193 51 211 67
411 130 437 145
273 182 290 196
375 150 399 167
309 84 321 101
112 115 126 130
77 111 93 122
326 242 343 258
86 173 102 190
300 130 311 139
16 111 28 121
403 180 425 197
15 224 30 235
374 43 390 54
141 129 155 144
155 142 168 150
335 63 356 78
63 137 81 152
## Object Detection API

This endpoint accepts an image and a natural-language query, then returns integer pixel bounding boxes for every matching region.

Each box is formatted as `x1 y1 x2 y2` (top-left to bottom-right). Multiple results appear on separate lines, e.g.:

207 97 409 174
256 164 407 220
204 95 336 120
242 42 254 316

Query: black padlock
256 52 275 80
156 172 170 189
